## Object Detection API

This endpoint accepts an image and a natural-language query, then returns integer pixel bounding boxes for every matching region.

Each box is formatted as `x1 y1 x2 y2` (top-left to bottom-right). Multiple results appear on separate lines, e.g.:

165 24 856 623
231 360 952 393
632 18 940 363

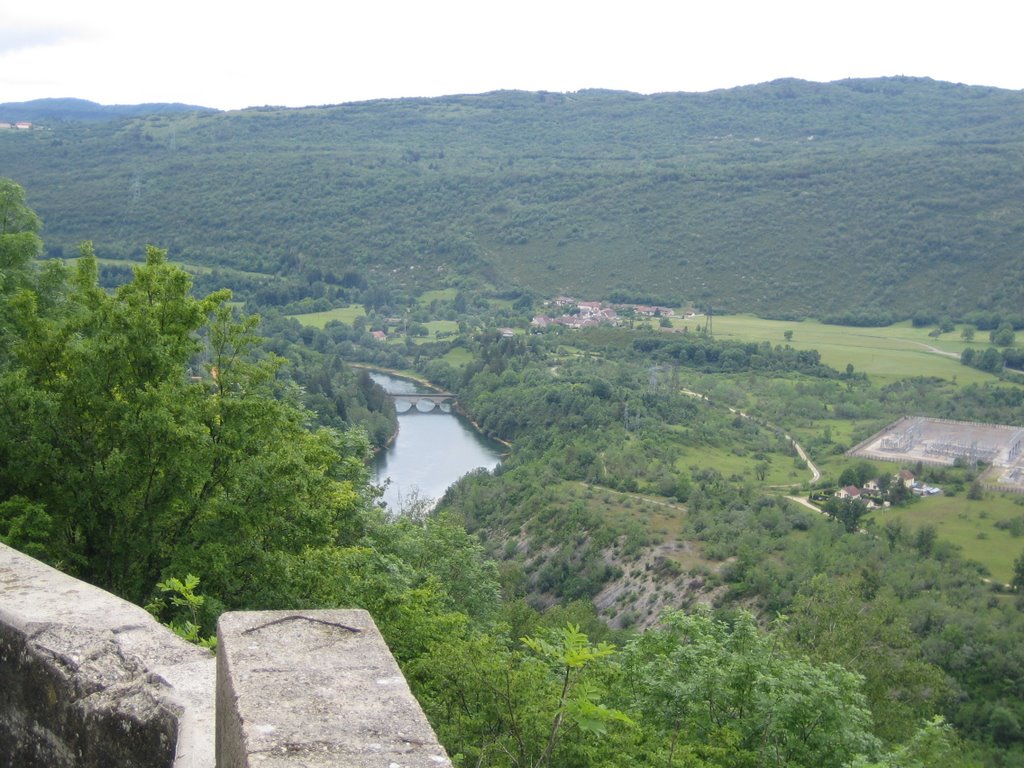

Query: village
530 296 697 330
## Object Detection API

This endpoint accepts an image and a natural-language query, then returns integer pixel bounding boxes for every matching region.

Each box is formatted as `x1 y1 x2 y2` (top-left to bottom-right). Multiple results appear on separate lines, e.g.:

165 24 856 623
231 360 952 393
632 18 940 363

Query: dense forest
2 77 1024 319
3 75 1024 766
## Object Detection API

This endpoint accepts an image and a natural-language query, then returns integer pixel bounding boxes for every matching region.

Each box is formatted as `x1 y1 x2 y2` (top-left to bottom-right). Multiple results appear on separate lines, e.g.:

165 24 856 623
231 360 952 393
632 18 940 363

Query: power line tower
623 400 642 432
704 305 714 336
647 365 661 393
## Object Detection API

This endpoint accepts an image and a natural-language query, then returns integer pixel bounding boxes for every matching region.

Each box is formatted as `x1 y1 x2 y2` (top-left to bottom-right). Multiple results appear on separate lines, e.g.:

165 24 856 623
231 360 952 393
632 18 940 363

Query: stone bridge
390 392 458 413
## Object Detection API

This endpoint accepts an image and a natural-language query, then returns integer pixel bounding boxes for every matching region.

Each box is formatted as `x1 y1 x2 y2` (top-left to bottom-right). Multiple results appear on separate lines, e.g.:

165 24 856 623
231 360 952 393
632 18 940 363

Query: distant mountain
0 98 217 124
1 78 1022 320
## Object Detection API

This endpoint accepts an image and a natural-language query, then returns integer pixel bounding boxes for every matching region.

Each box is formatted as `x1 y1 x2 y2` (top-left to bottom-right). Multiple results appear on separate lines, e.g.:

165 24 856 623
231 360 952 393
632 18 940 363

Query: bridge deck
388 393 457 403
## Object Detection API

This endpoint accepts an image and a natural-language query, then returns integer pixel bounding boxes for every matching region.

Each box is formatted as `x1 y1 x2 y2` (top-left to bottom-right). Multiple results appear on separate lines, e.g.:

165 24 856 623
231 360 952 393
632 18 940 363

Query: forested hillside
3 77 1023 319
0 97 215 123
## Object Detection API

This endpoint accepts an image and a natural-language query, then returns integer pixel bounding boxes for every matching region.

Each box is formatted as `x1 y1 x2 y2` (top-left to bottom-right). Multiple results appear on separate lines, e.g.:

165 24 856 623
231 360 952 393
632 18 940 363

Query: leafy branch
145 574 217 651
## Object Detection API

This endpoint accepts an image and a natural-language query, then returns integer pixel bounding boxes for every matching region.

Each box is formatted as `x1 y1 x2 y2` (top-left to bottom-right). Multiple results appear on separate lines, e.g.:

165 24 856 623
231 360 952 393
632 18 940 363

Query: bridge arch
390 392 458 414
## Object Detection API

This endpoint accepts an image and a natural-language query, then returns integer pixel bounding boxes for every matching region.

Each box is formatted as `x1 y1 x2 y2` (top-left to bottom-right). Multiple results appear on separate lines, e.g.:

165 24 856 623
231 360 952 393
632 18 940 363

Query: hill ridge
1 77 1021 319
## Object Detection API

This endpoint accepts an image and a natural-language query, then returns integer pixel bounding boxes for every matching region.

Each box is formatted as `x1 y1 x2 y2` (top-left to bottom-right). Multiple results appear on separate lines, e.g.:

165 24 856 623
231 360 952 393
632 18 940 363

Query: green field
287 305 366 328
705 315 1001 385
673 443 808 488
399 319 462 344
417 289 457 305
788 420 864 453
441 347 474 367
425 320 459 336
869 492 1024 584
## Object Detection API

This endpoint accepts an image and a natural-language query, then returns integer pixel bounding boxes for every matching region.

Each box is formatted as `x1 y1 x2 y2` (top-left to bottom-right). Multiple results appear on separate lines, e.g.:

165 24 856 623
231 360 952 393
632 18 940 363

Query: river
369 372 504 512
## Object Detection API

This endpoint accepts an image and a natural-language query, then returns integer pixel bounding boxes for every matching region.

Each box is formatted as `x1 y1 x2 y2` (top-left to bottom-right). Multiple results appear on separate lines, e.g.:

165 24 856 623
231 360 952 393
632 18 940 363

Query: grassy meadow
286 306 460 343
564 480 688 544
286 305 366 328
672 443 809 488
704 315 997 385
416 289 457 305
869 492 1024 584
423 319 459 337
440 347 474 367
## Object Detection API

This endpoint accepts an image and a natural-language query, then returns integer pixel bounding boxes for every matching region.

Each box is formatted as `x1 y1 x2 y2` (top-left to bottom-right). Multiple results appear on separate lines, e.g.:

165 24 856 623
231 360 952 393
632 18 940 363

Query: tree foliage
0 177 44 294
0 239 374 606
621 609 880 768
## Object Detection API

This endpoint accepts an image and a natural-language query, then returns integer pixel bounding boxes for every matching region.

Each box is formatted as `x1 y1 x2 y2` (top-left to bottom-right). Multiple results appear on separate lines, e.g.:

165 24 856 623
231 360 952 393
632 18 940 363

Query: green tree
978 346 1003 372
785 575 950 745
622 609 880 768
0 178 43 290
851 716 961 768
523 624 631 767
367 508 502 623
1013 550 1024 592
411 624 629 768
990 324 1016 347
913 525 938 556
0 243 373 606
824 496 867 533
839 461 876 488
145 574 216 650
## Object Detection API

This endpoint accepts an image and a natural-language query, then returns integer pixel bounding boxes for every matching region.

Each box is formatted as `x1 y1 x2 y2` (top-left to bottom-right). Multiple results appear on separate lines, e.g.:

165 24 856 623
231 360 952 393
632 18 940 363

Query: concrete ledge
0 542 216 768
217 610 451 768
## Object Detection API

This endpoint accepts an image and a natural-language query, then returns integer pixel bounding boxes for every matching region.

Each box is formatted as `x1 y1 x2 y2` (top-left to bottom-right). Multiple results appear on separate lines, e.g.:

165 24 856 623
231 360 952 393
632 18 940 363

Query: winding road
679 388 821 485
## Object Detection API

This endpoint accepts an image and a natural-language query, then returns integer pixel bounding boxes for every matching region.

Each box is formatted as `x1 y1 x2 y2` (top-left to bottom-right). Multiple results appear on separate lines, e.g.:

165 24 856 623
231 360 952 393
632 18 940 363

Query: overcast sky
2 1 1021 111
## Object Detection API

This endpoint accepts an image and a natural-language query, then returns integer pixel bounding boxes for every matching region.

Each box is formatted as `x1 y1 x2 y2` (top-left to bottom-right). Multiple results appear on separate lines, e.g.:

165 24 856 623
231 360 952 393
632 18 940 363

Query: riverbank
350 363 442 392
355 363 512 450
366 370 507 511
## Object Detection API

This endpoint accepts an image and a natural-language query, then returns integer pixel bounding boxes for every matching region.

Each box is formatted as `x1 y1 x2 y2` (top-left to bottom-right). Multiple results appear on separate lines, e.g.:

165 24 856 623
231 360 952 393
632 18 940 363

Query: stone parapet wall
216 610 452 767
0 542 216 768
1 543 450 767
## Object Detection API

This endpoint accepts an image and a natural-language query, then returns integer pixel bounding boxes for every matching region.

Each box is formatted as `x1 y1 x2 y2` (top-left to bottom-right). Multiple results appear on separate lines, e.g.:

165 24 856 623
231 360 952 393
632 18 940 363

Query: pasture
673 443 808 488
440 347 474 367
286 305 366 328
424 320 459 337
869 493 1024 584
416 288 457 305
705 315 998 385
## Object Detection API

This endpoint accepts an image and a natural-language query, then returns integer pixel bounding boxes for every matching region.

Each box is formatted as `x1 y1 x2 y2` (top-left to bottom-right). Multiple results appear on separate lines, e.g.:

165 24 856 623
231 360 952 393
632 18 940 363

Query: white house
836 485 862 500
